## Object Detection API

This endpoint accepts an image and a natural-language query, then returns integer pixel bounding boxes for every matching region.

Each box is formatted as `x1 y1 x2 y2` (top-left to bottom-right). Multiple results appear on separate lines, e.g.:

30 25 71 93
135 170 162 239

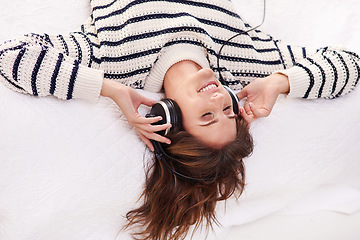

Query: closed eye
201 112 214 122
223 105 231 111
223 105 232 115
202 112 212 117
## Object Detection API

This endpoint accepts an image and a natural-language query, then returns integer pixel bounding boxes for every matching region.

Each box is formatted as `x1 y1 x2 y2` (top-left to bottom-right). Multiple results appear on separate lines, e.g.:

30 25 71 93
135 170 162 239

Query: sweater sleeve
0 31 103 102
273 40 360 99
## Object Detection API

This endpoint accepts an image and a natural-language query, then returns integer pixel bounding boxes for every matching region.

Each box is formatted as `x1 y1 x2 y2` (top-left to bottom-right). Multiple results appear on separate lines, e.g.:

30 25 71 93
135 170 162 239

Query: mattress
1 0 360 239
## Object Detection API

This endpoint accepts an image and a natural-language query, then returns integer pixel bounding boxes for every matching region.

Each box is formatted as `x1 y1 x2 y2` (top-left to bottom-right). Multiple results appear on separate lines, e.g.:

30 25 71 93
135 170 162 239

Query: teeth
199 84 217 92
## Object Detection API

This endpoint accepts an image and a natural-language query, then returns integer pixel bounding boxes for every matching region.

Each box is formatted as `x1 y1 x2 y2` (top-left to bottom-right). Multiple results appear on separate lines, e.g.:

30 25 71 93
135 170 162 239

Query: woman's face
164 61 237 148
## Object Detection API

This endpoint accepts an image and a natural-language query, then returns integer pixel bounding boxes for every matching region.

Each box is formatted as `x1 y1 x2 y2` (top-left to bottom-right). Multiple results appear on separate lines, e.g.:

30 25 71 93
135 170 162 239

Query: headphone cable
217 0 267 84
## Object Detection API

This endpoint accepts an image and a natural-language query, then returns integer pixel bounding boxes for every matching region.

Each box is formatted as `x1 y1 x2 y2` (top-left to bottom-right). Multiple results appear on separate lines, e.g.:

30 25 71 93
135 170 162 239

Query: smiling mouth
198 82 218 92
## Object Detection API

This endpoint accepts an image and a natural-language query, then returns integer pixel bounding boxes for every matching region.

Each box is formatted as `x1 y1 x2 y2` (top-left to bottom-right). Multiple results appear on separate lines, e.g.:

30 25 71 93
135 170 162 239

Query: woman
0 0 359 239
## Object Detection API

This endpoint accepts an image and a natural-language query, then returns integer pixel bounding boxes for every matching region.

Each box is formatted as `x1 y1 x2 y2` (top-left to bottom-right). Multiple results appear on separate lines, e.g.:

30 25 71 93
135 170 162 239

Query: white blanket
1 0 360 239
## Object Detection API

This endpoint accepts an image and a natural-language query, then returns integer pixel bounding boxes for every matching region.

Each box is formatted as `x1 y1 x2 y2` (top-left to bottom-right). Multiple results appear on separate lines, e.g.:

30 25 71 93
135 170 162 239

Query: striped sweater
0 0 359 103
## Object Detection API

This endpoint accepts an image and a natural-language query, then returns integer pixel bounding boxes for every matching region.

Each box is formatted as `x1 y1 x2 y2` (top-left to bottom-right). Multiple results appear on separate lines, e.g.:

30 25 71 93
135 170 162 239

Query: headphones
145 86 239 182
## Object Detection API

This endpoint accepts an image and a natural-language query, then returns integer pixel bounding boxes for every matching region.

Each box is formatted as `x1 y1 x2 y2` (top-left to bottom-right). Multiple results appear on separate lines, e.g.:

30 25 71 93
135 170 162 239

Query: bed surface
1 0 360 239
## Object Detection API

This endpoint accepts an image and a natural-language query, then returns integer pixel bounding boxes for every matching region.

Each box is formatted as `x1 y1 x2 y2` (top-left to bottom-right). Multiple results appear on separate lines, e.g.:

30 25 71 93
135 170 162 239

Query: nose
201 68 215 77
210 92 224 108
198 68 217 81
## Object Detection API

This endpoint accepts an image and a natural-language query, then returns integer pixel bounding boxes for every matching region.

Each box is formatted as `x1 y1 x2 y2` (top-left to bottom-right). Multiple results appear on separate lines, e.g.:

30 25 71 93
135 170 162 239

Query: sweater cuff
275 66 310 98
144 44 209 92
72 66 104 103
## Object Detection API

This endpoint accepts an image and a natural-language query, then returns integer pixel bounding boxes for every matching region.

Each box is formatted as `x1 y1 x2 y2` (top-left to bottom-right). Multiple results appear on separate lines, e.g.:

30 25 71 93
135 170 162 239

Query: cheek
180 107 197 132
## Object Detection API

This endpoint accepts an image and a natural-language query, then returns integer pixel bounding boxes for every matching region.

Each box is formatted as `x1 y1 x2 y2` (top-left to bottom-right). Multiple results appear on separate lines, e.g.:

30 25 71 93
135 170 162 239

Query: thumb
140 96 157 107
237 87 248 100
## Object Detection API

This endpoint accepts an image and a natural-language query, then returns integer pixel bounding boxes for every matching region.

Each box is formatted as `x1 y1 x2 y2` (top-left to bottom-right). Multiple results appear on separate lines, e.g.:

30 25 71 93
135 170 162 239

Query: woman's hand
237 73 290 123
101 79 171 151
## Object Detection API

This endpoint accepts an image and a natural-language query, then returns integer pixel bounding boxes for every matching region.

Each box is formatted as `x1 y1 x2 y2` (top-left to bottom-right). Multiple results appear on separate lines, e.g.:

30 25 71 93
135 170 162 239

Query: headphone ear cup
223 85 239 115
147 99 183 136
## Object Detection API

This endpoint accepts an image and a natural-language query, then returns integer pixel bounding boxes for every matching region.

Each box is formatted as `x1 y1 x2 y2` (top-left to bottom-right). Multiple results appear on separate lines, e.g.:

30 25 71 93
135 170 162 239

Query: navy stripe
295 63 314 98
104 67 152 80
86 32 98 39
302 47 307 58
218 41 277 53
98 12 243 36
251 36 273 42
219 54 282 65
31 49 47 96
67 60 79 100
92 0 117 10
0 71 25 91
103 67 271 82
57 35 69 56
272 40 286 69
306 57 326 98
70 34 82 64
100 26 208 47
344 50 360 60
92 43 100 49
322 55 338 95
0 43 27 90
343 50 360 85
92 56 102 64
101 48 161 62
287 45 296 65
352 59 360 86
77 32 94 67
231 71 268 78
334 52 350 98
0 42 27 55
50 53 64 95
93 0 239 21
12 48 26 81
44 34 53 47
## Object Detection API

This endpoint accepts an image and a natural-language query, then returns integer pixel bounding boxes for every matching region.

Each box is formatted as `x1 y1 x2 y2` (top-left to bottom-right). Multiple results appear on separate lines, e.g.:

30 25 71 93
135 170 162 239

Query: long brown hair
125 116 253 239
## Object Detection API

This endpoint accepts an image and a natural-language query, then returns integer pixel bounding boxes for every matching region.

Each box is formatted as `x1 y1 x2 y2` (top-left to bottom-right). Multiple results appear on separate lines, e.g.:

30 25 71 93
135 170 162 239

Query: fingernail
166 140 171 144
240 108 244 113
249 102 254 107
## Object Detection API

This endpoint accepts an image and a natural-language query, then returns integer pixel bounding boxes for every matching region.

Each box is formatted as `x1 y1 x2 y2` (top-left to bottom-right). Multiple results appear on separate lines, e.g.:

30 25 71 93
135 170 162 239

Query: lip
197 81 219 93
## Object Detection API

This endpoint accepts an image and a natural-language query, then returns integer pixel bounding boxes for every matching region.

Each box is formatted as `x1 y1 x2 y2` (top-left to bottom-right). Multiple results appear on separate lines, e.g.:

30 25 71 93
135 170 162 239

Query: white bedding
1 0 360 239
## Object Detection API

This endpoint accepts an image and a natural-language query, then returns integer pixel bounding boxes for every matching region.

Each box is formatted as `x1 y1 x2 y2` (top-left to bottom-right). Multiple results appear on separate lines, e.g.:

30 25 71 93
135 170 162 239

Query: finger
239 107 254 124
133 115 163 124
236 88 248 100
149 123 172 132
244 101 252 116
137 131 155 152
136 123 172 133
140 130 171 145
249 102 270 118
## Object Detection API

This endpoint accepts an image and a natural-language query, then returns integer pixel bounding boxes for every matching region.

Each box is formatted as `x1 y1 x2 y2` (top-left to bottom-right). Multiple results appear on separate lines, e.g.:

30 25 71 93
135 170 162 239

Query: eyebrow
199 115 236 127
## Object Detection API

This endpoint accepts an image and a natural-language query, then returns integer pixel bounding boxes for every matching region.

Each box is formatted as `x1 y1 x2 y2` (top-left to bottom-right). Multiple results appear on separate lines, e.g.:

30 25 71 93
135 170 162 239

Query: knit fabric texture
0 0 359 102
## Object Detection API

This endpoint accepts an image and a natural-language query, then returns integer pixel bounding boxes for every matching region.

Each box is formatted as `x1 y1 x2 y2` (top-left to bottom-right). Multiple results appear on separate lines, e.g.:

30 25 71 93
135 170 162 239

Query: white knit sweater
0 0 359 103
